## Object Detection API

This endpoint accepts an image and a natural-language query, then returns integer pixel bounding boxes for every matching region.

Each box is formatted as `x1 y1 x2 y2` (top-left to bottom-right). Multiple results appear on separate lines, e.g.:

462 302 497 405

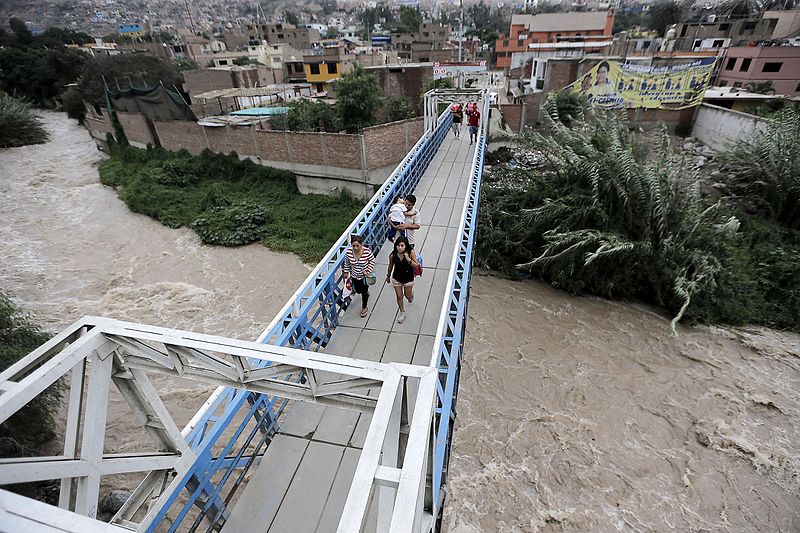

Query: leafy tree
336 64 382 133
383 96 416 122
8 18 34 46
423 77 455 92
285 11 300 26
613 8 650 34
0 46 87 106
272 99 341 132
649 0 686 36
0 94 50 147
36 27 94 47
395 6 423 33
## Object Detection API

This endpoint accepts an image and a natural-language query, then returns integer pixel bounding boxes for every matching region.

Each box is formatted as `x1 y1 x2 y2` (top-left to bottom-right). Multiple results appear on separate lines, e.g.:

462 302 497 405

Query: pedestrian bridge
0 89 489 532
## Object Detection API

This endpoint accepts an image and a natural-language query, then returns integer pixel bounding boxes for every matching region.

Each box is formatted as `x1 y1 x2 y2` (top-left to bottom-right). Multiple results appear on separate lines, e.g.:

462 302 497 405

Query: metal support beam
74 349 113 518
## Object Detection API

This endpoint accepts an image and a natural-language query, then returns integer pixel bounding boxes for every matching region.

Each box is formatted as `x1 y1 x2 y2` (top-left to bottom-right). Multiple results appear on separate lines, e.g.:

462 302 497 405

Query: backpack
414 252 423 277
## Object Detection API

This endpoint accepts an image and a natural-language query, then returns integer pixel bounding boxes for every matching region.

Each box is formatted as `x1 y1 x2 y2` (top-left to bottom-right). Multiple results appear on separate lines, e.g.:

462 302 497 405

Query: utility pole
183 0 196 36
458 0 464 63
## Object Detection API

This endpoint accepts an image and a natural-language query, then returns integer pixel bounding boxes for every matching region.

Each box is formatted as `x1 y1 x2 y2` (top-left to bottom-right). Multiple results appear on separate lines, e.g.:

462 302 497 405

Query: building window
219 59 228 65
796 82 800 92
680 25 688 37
693 39 701 49
733 81 742 88
316 83 324 92
719 80 728 87
719 23 730 31
743 21 757 31
310 63 320 74
712 39 724 47
739 58 752 71
503 40 509 47
762 62 782 72
327 62 338 73
725 57 736 70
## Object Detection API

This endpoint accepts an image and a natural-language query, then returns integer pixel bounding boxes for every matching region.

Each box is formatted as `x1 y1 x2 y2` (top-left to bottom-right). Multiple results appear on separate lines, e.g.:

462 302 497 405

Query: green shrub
98 142 363 261
192 203 270 246
478 103 739 331
0 94 49 148
720 106 800 229
0 292 62 457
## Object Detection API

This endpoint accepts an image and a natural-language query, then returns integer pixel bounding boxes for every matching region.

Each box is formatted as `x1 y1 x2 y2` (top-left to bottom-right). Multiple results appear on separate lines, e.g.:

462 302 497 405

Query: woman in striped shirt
343 234 376 318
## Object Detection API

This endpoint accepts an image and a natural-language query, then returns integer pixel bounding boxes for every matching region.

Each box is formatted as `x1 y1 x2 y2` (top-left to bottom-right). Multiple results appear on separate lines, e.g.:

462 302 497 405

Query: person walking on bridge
450 102 463 139
385 236 418 324
343 235 375 318
466 103 481 145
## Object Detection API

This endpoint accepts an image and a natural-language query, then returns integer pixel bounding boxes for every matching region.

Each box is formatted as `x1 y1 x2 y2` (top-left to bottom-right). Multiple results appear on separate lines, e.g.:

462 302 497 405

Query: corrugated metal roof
511 12 608 33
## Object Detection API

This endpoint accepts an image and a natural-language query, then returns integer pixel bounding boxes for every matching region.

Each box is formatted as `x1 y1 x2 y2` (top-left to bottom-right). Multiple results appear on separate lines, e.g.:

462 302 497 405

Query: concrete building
303 44 354 94
364 62 434 112
183 66 285 101
671 16 777 52
763 9 800 39
495 10 615 69
717 45 800 96
245 22 321 51
391 21 452 62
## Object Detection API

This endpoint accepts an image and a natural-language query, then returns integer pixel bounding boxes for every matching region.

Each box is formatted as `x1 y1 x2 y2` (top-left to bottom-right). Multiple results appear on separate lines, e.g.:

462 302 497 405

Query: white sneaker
397 312 406 324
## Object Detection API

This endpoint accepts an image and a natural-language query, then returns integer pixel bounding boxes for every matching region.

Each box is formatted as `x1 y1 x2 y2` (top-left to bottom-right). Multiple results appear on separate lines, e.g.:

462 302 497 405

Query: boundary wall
84 108 424 198
691 103 769 151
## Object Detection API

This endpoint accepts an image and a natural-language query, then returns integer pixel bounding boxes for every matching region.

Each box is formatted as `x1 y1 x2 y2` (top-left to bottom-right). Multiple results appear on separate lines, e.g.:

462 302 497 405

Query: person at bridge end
343 235 375 318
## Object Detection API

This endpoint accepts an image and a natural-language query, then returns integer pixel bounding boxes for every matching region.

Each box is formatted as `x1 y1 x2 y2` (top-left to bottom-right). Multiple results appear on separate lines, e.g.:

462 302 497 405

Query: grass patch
99 144 364 263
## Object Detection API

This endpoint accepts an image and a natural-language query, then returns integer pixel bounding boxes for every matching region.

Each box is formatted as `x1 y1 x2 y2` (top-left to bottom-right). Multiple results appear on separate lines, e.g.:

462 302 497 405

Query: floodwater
2 113 799 532
0 111 308 477
447 276 800 532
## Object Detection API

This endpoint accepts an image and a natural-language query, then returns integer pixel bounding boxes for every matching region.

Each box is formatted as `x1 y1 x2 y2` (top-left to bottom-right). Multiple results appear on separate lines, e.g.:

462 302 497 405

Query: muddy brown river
2 112 799 532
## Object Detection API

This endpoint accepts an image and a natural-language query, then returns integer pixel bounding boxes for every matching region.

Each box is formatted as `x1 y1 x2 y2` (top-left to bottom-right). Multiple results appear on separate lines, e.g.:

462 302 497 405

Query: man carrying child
387 195 421 247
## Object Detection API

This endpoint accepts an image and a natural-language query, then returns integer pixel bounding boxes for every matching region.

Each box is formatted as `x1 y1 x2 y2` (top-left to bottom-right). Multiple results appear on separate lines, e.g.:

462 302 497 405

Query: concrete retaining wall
692 103 768 151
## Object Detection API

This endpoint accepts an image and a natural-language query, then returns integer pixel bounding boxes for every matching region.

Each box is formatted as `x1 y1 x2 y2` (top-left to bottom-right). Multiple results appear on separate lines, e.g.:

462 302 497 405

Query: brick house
495 10 615 69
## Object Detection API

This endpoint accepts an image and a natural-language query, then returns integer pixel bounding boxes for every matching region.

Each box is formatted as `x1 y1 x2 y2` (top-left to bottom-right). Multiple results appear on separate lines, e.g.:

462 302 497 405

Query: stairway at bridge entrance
0 89 489 533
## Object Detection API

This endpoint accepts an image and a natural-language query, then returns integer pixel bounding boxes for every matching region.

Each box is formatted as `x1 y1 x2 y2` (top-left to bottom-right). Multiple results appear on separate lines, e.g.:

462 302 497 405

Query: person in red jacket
465 103 480 145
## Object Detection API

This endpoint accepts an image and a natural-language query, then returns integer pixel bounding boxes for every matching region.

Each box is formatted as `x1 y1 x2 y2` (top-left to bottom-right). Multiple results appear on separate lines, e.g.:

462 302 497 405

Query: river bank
2 113 799 531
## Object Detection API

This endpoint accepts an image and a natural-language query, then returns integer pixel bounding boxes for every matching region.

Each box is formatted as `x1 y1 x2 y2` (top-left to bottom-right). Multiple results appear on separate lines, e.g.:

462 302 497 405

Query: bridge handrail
429 97 489 517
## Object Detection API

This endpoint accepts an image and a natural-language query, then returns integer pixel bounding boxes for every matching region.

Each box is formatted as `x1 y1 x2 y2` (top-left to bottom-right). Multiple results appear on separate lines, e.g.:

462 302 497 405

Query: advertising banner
433 61 488 80
566 57 716 109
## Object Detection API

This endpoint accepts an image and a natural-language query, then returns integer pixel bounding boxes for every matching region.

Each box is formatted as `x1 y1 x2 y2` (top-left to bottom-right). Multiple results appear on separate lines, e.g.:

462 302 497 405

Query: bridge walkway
220 131 475 533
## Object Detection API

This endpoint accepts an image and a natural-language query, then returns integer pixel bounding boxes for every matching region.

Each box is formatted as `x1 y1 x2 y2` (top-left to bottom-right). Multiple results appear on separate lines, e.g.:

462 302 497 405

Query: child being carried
386 197 416 242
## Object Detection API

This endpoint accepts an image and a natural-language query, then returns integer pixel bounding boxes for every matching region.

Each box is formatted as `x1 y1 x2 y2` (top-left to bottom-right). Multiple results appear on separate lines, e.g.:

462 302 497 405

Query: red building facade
495 10 615 69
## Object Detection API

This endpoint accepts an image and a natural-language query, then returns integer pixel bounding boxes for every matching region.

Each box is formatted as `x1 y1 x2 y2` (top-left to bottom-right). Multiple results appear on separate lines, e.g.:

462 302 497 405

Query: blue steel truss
151 112 460 532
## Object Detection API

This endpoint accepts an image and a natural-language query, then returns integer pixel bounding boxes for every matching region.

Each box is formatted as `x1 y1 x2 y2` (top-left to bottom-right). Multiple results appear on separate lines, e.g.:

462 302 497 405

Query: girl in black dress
385 236 419 324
